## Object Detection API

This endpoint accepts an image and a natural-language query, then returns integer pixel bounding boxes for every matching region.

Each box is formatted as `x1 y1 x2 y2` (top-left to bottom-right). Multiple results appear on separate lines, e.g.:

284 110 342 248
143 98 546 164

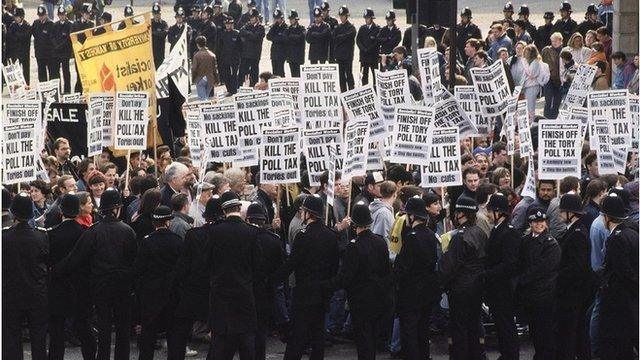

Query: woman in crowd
87 170 106 209
522 44 543 122
491 167 512 188
76 191 94 228
30 179 51 226
584 29 597 48
509 41 528 86
131 188 162 244
562 33 593 67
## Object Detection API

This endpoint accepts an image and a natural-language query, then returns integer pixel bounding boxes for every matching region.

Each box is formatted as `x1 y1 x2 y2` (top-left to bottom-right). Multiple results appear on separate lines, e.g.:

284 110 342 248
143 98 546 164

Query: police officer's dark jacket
484 220 521 292
556 221 593 302
332 20 356 61
515 229 561 305
356 22 381 64
239 21 264 60
32 18 55 59
440 223 488 296
284 23 305 63
267 21 288 61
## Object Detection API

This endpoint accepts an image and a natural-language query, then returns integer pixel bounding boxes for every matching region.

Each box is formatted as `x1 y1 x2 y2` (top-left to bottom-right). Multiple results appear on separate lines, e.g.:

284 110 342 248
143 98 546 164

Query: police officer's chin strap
564 211 576 225
454 213 466 228
302 211 312 226
492 211 505 225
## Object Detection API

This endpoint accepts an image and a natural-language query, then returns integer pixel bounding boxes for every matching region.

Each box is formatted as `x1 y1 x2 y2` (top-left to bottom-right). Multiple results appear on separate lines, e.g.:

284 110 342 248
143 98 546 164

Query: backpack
538 61 550 86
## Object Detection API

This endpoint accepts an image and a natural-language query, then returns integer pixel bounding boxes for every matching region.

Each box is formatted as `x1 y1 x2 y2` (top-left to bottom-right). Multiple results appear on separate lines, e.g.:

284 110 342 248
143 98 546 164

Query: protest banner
302 127 343 186
269 78 300 113
559 106 589 139
114 92 149 150
470 60 512 117
365 142 385 171
299 64 341 129
62 93 84 103
37 79 61 103
260 127 300 184
416 47 443 105
87 99 104 157
389 106 433 166
185 110 202 168
342 120 370 182
271 107 297 128
420 127 462 188
2 101 40 184
340 85 387 140
156 26 189 99
433 95 478 137
183 99 215 113
237 86 254 94
326 143 337 207
35 156 50 183
89 93 115 148
455 85 490 136
516 100 532 158
559 64 597 112
588 90 629 173
630 95 639 153
2 61 27 99
504 95 518 155
235 91 270 166
46 103 88 157
375 69 412 129
591 117 619 175
200 103 240 163
521 161 537 198
538 120 582 180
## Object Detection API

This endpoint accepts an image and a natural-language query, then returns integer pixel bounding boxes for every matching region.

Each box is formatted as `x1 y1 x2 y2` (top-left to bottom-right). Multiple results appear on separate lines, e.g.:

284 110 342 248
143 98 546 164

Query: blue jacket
488 33 513 60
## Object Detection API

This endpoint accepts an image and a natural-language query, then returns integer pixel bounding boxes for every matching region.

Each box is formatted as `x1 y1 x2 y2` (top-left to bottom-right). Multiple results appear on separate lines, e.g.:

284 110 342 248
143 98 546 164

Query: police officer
577 4 604 36
484 193 521 360
117 5 137 30
55 188 137 360
440 196 488 359
284 9 305 77
332 5 355 92
220 15 241 95
71 3 94 92
274 194 339 360
319 1 337 62
425 23 447 52
501 2 514 22
198 6 217 55
6 7 32 84
246 203 285 360
187 4 202 58
136 205 184 360
206 191 262 360
228 0 242 23
394 196 441 360
553 1 578 46
306 6 331 64
2 193 49 360
456 7 481 63
555 192 593 360
267 8 288 77
596 193 638 360
211 0 226 58
356 8 380 86
151 3 169 68
237 0 256 29
33 5 56 82
92 11 111 35
377 10 401 58
535 11 555 50
401 23 427 54
168 7 187 51
238 8 264 87
516 207 561 360
47 193 95 360
52 5 73 93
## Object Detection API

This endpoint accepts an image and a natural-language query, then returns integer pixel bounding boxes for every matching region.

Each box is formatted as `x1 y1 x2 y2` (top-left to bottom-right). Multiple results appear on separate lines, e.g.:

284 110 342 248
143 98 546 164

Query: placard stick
346 179 353 217
325 204 330 226
441 186 448 233
275 184 282 219
93 155 97 166
286 184 290 207
125 149 132 192
153 124 158 178
510 155 514 188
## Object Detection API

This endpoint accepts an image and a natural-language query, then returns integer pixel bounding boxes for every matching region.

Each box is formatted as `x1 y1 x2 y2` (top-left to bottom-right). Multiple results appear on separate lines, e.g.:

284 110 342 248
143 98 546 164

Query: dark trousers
351 312 386 360
337 59 354 92
360 62 376 86
449 292 483 360
139 304 183 360
522 302 555 360
272 59 286 77
599 337 637 360
238 58 259 87
95 295 132 360
487 295 519 360
49 311 96 360
10 55 30 85
51 58 71 93
220 62 239 94
283 305 326 360
255 318 268 360
289 62 301 77
37 57 56 82
555 298 591 360
543 82 562 119
211 333 256 360
169 317 196 360
310 59 326 64
2 306 48 360
399 302 436 360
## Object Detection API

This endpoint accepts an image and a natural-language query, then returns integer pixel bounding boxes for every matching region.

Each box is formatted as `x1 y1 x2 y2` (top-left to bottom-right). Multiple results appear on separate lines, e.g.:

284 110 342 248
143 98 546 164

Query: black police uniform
55 213 137 360
47 219 95 360
267 20 288 77
284 22 305 77
237 9 252 29
521 19 537 41
2 222 49 360
152 17 169 68
228 0 242 23
168 21 188 51
207 215 262 360
199 18 218 55
136 227 184 360
394 223 440 360
553 17 578 46
425 25 447 52
577 18 604 37
535 22 554 50
238 21 264 87
323 14 338 62
52 16 73 93
33 16 56 82
306 21 331 64
220 26 242 94
212 11 226 56
187 15 203 58
377 24 401 56
275 221 339 360
401 24 427 54
484 220 521 359
440 223 488 359
456 22 482 62
6 19 32 84
597 223 639 360
516 229 561 360
71 18 94 92
356 21 380 86
332 20 356 92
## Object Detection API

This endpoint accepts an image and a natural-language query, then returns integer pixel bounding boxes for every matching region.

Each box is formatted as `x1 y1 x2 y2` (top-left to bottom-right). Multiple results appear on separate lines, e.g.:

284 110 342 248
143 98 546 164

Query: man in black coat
71 4 94 92
284 9 305 77
220 17 242 95
238 9 264 87
207 191 262 360
267 9 287 77
356 8 380 86
274 194 339 360
168 7 188 51
52 6 73 93
377 10 401 57
577 4 604 36
484 193 521 360
306 7 331 64
187 5 203 58
6 7 32 84
135 206 184 360
456 7 482 63
332 5 355 92
2 193 49 360
199 6 218 57
32 5 56 82
320 1 337 62
151 3 169 68
55 189 137 360
553 1 578 46
401 24 427 54
535 12 555 50
47 193 95 360
237 0 256 29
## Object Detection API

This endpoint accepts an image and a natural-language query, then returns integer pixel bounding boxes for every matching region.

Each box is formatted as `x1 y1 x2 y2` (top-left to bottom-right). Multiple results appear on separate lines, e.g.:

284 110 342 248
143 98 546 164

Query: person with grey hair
161 162 190 207
203 171 231 195
224 167 248 195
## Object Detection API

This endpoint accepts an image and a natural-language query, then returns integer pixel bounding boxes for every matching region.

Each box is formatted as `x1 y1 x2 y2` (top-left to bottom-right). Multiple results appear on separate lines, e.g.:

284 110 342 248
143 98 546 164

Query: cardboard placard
342 120 370 182
416 48 443 106
538 120 582 180
114 92 149 150
455 85 490 136
470 60 511 117
260 127 301 184
299 64 341 129
420 127 462 188
559 64 597 112
234 91 270 167
89 93 115 148
2 101 40 184
302 127 344 187
340 85 386 140
87 99 104 157
389 106 433 166
200 103 241 163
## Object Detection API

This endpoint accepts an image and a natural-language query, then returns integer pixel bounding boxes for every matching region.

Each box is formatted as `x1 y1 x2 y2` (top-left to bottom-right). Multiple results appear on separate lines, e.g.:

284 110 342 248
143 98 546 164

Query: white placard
299 64 341 129
270 92 296 127
340 85 386 140
87 99 103 157
420 127 462 188
2 61 27 99
89 93 115 148
516 100 532 158
186 110 202 168
538 120 582 180
504 95 518 155
37 79 61 103
62 93 84 103
114 92 149 150
591 117 618 174
433 93 478 137
560 64 597 112
200 103 241 163
416 48 443 106
269 78 301 120
302 127 344 187
326 143 337 207
630 95 639 153
342 120 370 182
260 127 300 184
365 142 385 171
588 90 629 173
235 91 270 167
455 85 490 136
389 106 433 166
470 60 512 117
2 101 40 184
521 161 537 198
375 69 412 129
559 106 589 139
155 26 189 99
